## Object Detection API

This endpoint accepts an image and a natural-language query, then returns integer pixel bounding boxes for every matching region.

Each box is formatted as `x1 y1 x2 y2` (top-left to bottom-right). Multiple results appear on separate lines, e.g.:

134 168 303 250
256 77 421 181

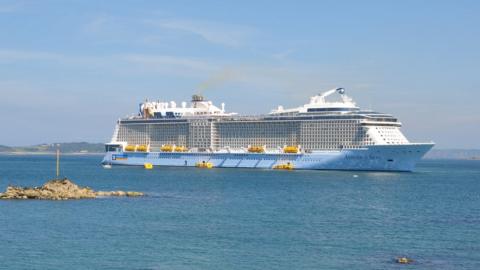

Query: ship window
105 144 121 152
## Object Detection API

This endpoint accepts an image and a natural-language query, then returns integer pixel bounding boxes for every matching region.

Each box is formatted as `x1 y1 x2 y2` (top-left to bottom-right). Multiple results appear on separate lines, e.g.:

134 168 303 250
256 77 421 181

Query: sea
0 154 478 270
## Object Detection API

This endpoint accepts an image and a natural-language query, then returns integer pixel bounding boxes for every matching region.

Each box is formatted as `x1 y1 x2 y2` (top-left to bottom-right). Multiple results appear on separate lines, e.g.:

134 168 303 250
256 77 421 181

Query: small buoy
144 163 153 169
195 161 213 168
395 257 413 264
353 174 358 178
273 162 294 170
103 164 112 169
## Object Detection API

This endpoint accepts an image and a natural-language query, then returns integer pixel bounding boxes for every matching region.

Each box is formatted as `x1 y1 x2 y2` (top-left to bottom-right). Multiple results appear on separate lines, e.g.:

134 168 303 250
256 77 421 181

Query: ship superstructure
103 88 433 171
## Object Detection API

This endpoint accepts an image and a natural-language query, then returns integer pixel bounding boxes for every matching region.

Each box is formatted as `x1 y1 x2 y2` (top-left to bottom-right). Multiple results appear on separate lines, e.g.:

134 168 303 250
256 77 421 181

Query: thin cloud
271 49 295 61
0 48 365 99
0 2 22 13
0 48 217 76
81 15 254 48
83 15 113 33
146 19 253 47
0 49 64 61
120 53 218 77
0 49 109 68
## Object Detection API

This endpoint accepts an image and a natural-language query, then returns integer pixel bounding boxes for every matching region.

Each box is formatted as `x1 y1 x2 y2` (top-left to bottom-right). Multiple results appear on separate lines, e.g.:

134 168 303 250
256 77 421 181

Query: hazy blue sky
0 0 478 148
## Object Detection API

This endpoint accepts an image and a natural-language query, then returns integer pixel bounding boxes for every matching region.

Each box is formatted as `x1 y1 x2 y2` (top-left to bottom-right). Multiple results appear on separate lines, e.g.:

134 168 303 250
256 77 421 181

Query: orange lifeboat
161 145 174 152
283 146 299 154
248 146 265 153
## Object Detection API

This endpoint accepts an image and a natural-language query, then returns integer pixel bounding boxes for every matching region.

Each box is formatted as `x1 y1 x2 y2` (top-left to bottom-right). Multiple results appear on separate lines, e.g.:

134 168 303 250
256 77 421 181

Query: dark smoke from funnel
196 67 238 95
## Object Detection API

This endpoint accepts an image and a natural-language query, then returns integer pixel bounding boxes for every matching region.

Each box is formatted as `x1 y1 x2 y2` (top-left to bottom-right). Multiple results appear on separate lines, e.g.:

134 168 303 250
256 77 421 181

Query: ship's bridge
270 88 359 115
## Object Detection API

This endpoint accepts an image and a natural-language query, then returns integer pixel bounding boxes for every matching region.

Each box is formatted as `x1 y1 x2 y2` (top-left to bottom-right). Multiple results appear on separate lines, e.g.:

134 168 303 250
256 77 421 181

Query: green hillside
0 142 104 153
0 145 13 152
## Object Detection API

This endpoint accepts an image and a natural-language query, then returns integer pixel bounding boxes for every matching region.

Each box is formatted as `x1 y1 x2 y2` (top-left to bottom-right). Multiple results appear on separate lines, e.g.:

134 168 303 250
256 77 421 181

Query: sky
0 0 478 148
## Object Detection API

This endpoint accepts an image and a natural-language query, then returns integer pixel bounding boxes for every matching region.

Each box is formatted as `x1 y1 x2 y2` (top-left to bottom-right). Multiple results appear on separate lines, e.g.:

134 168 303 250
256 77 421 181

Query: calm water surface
0 155 479 269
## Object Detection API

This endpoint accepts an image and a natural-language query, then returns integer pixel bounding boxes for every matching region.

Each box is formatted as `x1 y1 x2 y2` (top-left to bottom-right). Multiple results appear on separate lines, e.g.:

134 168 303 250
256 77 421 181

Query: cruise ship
102 88 434 171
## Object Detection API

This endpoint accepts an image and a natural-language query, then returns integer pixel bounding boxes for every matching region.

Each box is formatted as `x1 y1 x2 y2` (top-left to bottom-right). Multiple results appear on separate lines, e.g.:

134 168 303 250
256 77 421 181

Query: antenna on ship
55 144 60 179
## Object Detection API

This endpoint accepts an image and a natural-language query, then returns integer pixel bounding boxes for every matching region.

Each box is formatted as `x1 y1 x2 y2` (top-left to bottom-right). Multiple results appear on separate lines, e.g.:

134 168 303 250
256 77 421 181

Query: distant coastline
0 142 104 155
0 152 104 156
423 149 480 160
1 143 479 160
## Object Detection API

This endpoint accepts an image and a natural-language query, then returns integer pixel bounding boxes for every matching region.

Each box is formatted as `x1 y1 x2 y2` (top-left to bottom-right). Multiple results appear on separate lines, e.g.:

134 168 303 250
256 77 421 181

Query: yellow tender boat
136 145 148 152
273 162 294 170
174 146 188 152
161 145 174 152
125 145 136 152
125 144 149 152
196 161 213 168
283 146 299 153
248 146 265 153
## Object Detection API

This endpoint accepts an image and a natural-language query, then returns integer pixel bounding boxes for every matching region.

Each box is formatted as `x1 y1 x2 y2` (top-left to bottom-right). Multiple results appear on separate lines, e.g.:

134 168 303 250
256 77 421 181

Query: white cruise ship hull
102 143 434 172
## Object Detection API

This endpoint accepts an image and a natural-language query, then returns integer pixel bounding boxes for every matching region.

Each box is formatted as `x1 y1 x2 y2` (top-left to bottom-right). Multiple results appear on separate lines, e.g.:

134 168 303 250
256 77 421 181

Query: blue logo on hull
112 154 128 160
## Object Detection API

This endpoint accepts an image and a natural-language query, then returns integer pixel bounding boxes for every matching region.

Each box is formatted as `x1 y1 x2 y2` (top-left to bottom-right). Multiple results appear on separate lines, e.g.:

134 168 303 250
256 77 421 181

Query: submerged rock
96 190 143 197
0 179 143 200
395 257 414 264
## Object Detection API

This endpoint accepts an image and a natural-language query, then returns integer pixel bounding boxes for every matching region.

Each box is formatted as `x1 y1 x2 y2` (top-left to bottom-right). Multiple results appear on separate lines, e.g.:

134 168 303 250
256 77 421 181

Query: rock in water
95 190 143 197
0 179 143 200
395 257 413 264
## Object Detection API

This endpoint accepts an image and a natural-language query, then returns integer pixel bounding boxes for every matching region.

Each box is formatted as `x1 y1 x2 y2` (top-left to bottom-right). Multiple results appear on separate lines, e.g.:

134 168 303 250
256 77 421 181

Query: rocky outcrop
0 179 144 200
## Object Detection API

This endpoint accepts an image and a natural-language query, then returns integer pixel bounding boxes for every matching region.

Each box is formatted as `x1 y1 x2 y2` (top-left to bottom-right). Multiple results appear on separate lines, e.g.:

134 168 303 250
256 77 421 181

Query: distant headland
0 142 104 154
423 149 480 160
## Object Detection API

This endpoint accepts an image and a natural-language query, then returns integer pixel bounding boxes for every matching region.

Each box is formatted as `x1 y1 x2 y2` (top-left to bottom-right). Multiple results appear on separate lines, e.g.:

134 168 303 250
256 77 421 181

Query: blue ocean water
0 155 479 270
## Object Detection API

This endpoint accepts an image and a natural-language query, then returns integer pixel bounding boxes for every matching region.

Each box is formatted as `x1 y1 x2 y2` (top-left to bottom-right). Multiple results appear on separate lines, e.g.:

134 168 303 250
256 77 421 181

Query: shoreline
0 152 104 156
